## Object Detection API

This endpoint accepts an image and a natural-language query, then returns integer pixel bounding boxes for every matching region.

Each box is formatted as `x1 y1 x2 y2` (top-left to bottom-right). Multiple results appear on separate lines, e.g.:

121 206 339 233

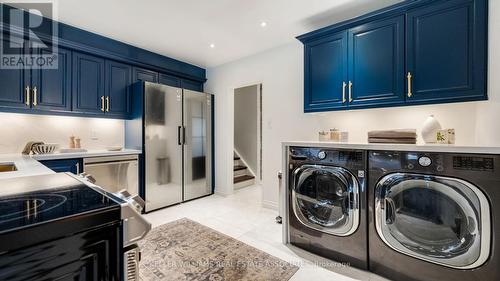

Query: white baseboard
262 200 278 210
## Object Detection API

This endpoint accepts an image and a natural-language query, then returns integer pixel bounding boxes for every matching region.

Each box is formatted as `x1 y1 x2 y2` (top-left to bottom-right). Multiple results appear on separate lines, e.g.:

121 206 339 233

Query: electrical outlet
90 130 98 140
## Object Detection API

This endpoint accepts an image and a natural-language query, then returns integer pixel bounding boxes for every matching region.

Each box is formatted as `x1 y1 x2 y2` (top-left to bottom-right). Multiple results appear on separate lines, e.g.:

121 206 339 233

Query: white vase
421 115 442 143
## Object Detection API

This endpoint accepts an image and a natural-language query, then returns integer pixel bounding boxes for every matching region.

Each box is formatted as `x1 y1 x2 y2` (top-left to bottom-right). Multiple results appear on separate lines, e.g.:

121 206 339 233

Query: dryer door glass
292 165 359 236
375 173 491 269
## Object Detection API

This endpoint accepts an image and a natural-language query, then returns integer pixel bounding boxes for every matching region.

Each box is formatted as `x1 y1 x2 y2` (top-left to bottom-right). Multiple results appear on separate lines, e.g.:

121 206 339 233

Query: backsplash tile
0 113 124 154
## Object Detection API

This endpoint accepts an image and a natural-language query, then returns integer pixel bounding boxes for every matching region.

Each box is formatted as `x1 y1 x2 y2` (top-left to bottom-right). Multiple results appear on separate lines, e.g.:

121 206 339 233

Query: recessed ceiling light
209 43 215 49
260 21 267 27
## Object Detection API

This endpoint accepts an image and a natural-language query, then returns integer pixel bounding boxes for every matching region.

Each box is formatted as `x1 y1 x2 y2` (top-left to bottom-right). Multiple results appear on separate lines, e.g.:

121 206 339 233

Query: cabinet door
348 16 405 107
181 79 203 92
159 73 181 87
406 0 487 103
31 48 72 112
304 31 348 112
0 223 120 281
0 36 30 110
133 67 158 83
106 60 132 118
72 52 106 115
40 158 82 174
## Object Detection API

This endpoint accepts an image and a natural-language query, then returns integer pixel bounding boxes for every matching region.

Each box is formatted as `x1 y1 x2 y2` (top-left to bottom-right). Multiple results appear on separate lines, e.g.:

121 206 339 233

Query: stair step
234 156 240 160
234 165 247 171
234 175 254 184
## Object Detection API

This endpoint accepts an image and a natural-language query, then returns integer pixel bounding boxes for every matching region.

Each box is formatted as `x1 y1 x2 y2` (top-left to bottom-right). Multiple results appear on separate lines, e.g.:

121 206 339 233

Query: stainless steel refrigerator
125 82 213 212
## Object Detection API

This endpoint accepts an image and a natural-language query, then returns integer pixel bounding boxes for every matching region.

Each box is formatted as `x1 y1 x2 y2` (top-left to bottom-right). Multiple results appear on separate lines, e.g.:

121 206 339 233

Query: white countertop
31 149 142 161
282 141 500 154
0 154 55 180
0 149 142 180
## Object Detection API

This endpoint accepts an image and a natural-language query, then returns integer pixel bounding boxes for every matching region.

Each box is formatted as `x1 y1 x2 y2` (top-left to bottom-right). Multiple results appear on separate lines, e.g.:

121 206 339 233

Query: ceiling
53 0 403 68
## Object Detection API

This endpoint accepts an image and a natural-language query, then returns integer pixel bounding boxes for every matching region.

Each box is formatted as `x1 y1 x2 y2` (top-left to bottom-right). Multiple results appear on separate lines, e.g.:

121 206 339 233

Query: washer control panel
317 151 327 160
418 156 432 167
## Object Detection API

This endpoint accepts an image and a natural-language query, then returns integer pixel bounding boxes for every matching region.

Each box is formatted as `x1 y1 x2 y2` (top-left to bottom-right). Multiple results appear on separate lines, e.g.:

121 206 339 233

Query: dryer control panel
288 147 365 171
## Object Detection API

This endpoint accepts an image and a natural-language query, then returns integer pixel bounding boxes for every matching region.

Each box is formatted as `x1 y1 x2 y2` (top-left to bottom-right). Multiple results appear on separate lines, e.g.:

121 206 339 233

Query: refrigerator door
144 82 183 212
183 90 212 201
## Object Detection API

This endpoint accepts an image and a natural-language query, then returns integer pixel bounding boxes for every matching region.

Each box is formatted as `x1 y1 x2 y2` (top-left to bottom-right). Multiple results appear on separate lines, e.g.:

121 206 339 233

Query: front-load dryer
368 150 499 281
286 147 368 269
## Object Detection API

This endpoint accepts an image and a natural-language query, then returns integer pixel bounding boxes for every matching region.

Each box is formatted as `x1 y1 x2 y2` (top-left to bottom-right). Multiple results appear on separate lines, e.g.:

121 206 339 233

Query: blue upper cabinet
406 0 487 104
106 60 132 118
72 52 106 115
304 31 348 112
181 79 204 92
0 35 30 110
348 16 405 108
31 48 72 112
298 0 487 113
159 73 181 88
133 67 158 83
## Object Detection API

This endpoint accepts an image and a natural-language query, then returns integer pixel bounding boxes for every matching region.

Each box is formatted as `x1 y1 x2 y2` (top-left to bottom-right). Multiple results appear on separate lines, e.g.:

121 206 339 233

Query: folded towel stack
368 129 417 144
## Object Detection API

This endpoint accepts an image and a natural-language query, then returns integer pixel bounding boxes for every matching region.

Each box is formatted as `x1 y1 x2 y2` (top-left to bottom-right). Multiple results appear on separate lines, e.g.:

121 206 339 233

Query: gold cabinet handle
25 86 30 106
106 96 110 112
101 96 105 112
342 81 347 103
32 87 38 107
407 72 412 98
348 81 353 102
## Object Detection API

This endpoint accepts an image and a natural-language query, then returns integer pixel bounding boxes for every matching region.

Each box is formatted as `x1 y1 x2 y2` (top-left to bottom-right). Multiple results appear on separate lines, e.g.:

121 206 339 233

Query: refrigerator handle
182 126 186 145
177 126 182 145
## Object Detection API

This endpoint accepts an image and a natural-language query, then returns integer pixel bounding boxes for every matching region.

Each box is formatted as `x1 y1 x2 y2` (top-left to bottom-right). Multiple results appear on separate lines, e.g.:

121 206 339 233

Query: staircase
233 154 255 189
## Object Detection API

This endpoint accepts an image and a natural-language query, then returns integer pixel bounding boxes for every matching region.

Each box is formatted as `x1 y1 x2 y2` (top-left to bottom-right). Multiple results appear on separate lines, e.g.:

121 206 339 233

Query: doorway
233 84 262 190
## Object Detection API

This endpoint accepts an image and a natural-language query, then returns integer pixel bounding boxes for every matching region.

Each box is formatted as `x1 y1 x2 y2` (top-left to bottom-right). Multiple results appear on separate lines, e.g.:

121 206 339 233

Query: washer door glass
375 173 491 269
292 165 360 236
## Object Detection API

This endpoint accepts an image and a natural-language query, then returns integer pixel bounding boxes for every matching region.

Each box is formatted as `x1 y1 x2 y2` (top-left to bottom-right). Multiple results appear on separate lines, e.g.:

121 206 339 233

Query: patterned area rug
139 218 299 281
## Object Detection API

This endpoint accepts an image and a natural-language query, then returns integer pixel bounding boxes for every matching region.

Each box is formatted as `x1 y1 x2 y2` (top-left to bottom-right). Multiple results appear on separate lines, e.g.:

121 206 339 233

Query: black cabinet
0 223 121 281
40 158 82 174
72 52 106 115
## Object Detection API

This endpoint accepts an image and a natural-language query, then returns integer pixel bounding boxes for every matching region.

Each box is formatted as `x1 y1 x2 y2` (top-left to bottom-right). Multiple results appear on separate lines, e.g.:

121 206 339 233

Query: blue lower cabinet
106 60 132 118
133 67 158 83
181 79 204 92
159 73 181 87
0 35 30 110
40 158 83 174
304 31 348 112
72 52 106 115
406 0 487 104
31 48 72 112
348 16 405 108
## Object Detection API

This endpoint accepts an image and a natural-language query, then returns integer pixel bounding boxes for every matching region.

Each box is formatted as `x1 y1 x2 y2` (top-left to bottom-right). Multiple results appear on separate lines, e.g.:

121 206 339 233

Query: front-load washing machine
286 147 368 269
369 150 499 281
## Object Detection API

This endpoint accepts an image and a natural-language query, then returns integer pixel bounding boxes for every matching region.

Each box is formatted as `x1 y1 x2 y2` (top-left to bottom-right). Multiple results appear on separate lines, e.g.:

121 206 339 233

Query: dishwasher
83 155 139 196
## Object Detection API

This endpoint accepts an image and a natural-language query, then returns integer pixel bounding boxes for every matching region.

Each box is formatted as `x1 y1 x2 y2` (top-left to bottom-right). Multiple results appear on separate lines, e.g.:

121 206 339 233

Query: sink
0 163 17 173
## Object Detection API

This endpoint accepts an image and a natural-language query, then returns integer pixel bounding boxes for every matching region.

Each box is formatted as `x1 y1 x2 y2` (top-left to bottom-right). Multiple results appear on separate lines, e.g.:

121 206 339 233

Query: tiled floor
144 185 391 281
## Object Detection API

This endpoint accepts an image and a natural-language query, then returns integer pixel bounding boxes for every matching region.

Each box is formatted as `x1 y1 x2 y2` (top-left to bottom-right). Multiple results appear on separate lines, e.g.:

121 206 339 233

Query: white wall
0 113 124 153
205 1 500 208
234 85 258 174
